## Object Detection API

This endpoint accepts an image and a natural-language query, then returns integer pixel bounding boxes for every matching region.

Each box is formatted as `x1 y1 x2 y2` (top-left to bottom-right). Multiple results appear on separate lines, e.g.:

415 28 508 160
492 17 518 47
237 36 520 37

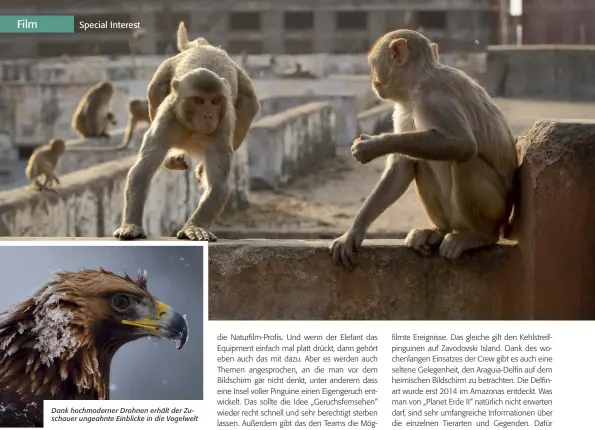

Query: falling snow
110 383 117 391
31 291 82 367
180 257 184 261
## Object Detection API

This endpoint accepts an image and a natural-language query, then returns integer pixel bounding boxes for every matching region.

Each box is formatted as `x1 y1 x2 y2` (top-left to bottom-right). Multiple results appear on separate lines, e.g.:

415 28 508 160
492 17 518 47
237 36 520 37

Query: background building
522 0 595 44
0 0 500 58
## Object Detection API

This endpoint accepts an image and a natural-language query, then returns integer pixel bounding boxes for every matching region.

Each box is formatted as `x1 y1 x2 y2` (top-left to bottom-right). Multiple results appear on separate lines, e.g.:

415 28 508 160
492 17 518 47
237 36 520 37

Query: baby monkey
25 139 66 191
121 98 150 149
330 30 517 267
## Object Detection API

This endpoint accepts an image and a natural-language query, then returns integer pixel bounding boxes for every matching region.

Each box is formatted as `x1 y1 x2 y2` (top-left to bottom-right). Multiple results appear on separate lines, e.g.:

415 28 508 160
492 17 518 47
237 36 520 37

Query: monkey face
182 92 223 134
369 61 392 100
368 37 417 101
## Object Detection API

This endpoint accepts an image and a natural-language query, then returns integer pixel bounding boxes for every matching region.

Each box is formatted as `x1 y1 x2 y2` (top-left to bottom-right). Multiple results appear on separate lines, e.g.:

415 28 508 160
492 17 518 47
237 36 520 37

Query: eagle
0 267 189 427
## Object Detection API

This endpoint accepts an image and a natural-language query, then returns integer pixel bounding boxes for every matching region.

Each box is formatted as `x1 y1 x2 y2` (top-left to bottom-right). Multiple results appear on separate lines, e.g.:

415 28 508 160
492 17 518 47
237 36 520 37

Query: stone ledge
208 239 524 320
0 152 247 236
253 101 333 128
247 101 335 189
258 93 357 146
357 103 393 135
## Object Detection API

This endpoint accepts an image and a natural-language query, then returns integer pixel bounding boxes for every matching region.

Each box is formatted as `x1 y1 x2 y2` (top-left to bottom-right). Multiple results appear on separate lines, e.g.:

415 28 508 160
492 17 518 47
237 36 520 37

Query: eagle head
83 268 189 351
0 267 189 403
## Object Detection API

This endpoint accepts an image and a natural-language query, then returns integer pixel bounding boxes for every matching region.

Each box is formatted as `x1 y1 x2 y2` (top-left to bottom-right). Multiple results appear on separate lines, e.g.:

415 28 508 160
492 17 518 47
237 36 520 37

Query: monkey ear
431 43 440 62
389 38 409 65
171 79 180 91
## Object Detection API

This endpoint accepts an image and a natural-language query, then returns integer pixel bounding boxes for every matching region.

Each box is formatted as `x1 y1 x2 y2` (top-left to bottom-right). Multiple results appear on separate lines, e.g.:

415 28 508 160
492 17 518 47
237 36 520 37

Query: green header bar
0 15 75 33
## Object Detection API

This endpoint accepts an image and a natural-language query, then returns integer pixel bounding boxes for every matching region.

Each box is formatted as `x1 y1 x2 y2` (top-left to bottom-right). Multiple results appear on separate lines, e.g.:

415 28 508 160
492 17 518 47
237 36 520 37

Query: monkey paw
438 232 493 260
328 228 365 270
176 224 217 241
405 228 444 257
164 155 190 171
113 224 147 240
351 134 381 164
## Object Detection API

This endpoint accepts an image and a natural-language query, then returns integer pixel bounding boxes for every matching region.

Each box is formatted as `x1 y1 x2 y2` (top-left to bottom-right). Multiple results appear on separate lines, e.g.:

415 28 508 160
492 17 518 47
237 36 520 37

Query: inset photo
0 242 205 427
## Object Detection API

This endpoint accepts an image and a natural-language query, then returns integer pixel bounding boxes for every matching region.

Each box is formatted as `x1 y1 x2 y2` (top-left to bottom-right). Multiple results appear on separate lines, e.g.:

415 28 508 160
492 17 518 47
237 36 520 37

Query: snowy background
0 244 204 401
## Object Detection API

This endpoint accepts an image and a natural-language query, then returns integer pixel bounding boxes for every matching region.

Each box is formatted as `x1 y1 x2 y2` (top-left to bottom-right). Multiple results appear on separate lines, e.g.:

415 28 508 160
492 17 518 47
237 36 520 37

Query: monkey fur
71 81 117 139
114 32 259 242
149 22 259 172
329 30 517 267
120 98 150 149
25 139 66 192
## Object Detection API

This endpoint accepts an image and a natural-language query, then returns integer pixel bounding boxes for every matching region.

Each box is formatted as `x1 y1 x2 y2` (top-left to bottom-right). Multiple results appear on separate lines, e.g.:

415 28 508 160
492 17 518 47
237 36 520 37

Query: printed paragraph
47 405 200 425
391 332 554 428
216 332 380 428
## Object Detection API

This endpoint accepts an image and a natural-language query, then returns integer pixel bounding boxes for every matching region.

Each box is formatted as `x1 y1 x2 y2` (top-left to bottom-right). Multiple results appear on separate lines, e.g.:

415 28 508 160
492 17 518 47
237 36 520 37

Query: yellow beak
122 300 189 350
122 300 171 331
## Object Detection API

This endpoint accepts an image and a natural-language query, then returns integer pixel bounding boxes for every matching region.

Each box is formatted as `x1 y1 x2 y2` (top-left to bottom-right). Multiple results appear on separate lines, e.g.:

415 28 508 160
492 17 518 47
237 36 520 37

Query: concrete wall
357 103 394 135
483 45 595 100
247 101 335 190
0 80 148 147
58 126 147 175
208 120 595 320
1 76 370 150
0 156 197 237
259 93 357 146
0 147 250 238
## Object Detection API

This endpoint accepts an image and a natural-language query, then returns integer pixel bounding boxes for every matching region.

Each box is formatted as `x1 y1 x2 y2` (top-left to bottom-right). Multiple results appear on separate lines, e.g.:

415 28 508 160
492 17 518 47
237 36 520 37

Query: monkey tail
177 22 190 51
177 21 210 51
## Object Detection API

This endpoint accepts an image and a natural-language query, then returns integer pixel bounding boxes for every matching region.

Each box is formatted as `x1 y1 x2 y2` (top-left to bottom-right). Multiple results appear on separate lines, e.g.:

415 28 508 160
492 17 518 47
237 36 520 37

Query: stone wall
357 103 394 135
208 121 595 320
246 101 335 190
0 80 148 147
483 45 595 100
0 151 250 237
259 93 357 146
57 126 147 175
1 76 369 151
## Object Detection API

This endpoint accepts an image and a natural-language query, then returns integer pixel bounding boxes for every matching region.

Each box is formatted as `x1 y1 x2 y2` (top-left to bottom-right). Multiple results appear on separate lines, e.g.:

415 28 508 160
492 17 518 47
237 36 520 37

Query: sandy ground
216 98 595 236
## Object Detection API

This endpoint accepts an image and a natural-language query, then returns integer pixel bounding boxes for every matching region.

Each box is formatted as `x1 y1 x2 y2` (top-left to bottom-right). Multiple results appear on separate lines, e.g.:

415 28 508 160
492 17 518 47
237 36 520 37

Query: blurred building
522 0 595 44
0 0 501 58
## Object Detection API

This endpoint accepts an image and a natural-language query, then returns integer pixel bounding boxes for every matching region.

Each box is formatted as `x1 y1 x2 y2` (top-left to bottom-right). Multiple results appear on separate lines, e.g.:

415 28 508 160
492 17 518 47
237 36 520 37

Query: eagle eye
111 294 131 311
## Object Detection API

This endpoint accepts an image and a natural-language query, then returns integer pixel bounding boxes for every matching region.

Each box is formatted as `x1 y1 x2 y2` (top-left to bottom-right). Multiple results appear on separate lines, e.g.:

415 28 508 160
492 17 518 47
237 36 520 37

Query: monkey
71 81 118 139
329 30 517 267
25 139 66 192
147 21 259 173
120 98 150 149
113 40 257 242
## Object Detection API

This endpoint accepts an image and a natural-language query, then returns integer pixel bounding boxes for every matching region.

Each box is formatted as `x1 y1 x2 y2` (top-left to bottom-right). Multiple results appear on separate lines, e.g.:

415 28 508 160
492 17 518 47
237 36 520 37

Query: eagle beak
122 301 189 350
